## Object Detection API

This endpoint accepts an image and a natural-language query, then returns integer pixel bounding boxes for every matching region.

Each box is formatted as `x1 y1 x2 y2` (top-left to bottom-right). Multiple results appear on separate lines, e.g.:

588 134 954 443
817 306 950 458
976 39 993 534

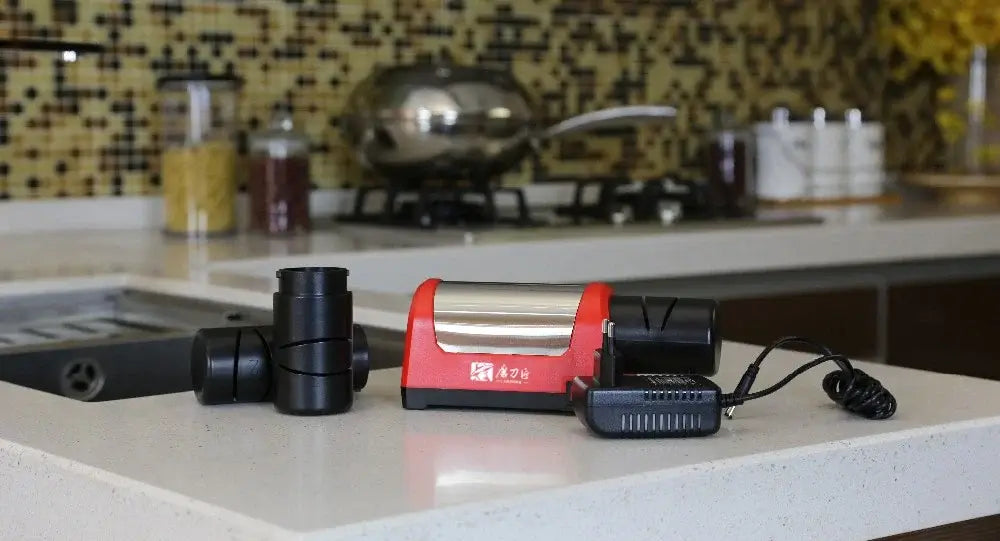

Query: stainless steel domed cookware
341 64 676 184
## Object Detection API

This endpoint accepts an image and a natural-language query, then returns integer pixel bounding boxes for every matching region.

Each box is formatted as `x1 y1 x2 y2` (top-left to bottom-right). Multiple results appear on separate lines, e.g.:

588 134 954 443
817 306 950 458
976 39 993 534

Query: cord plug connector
723 363 759 418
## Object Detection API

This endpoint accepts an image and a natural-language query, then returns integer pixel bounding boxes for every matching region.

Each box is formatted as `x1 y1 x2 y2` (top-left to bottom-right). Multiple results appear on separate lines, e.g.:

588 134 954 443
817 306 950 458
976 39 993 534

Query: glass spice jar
247 112 311 234
158 75 240 237
704 112 756 217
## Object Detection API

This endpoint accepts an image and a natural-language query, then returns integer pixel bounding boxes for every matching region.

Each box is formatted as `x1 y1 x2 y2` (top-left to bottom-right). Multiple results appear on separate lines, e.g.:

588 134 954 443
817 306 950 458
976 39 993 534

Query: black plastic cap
191 326 273 405
273 367 354 415
277 267 348 296
352 324 370 391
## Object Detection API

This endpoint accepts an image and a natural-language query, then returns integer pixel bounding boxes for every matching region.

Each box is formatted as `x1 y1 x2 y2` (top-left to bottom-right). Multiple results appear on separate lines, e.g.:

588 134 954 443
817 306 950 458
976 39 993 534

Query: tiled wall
0 0 935 200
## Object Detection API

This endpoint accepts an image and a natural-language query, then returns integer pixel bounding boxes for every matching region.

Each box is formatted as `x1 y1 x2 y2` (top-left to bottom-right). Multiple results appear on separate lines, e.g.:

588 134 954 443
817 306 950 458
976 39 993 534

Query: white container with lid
845 108 885 198
754 108 811 201
810 108 847 200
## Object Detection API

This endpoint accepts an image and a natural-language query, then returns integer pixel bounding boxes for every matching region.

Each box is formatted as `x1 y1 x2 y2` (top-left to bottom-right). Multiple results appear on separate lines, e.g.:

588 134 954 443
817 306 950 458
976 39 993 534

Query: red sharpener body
401 279 612 411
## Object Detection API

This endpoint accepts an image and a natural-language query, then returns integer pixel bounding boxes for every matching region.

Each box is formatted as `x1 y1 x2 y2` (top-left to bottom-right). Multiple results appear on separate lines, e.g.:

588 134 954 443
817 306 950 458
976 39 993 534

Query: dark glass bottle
704 113 755 218
247 113 311 234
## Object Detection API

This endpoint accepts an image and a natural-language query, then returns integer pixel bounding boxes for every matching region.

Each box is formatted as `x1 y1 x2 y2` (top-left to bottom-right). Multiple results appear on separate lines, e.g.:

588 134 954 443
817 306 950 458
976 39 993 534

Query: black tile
53 0 78 24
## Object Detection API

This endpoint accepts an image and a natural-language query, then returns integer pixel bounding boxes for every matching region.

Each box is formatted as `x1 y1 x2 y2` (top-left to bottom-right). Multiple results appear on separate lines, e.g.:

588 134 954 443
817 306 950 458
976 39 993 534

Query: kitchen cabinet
887 277 1000 380
718 288 880 359
879 513 1000 540
617 260 1000 381
717 278 1000 380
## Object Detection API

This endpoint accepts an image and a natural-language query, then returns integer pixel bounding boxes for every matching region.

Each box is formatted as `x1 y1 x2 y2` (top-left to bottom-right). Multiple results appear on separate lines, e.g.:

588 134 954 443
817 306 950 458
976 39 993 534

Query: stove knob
418 212 433 228
610 205 633 226
657 200 683 225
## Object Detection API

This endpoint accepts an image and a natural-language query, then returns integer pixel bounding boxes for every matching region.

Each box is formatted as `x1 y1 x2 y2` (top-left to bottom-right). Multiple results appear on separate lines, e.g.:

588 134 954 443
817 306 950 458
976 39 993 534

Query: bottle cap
190 326 272 405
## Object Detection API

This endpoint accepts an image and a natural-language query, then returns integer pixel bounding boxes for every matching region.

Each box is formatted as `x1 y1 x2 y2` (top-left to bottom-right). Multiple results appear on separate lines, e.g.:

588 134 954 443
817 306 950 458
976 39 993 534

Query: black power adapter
572 320 721 437
571 374 722 437
571 320 897 438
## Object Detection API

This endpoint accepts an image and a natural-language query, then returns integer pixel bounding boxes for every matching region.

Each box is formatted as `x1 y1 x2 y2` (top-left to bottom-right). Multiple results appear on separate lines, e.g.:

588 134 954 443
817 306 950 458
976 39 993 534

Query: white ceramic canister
755 108 811 201
809 107 847 200
844 108 886 198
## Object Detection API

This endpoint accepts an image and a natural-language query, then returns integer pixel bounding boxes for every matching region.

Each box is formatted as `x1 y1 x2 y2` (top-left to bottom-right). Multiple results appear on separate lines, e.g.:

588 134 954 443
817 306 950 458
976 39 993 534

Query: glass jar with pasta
158 75 240 236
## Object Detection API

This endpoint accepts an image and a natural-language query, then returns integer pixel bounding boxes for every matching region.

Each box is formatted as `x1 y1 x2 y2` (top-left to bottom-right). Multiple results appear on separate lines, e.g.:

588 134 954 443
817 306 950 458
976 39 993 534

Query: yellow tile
0 0 936 199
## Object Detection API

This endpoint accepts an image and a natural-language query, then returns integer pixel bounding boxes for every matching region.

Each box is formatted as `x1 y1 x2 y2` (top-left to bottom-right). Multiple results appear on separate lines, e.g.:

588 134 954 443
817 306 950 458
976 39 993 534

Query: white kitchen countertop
210 202 1000 297
2 201 1000 539
3 202 1000 330
2 343 999 540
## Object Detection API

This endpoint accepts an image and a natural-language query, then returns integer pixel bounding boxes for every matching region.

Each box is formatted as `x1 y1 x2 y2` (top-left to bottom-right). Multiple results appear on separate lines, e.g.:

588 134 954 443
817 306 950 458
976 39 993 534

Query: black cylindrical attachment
273 294 352 344
273 267 356 415
352 325 370 391
273 369 354 416
278 266 348 296
191 326 273 405
608 295 720 376
189 323 369 407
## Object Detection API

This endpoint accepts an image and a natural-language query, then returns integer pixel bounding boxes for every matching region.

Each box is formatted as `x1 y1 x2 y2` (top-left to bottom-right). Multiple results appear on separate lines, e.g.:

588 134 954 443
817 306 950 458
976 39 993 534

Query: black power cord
721 336 897 420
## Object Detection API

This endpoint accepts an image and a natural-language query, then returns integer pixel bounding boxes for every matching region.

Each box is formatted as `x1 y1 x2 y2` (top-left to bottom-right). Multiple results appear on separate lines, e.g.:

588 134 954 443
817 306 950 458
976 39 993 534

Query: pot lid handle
543 105 677 140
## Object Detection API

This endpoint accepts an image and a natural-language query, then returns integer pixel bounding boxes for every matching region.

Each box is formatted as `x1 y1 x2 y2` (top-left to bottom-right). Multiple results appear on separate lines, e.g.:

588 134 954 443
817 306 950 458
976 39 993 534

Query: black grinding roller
608 295 720 376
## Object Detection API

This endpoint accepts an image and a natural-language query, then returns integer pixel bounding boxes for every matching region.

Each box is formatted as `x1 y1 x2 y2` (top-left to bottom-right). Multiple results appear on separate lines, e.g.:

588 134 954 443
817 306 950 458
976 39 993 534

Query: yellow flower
881 0 1000 76
937 86 957 104
976 144 1000 166
936 111 966 144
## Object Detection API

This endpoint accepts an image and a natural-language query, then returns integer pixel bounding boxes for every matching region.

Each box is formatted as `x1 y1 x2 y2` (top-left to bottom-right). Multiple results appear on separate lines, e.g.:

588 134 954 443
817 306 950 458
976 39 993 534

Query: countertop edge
205 212 1000 294
306 417 1000 541
1 352 999 539
0 437 296 541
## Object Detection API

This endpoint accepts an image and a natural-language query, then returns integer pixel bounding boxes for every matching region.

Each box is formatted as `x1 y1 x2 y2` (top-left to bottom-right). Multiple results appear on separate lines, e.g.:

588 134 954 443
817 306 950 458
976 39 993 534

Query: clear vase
941 45 1000 174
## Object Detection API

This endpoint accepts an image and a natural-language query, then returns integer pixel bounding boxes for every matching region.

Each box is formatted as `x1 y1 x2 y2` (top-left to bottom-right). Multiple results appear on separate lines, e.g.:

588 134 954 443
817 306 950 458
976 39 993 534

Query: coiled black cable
721 336 897 420
822 367 897 419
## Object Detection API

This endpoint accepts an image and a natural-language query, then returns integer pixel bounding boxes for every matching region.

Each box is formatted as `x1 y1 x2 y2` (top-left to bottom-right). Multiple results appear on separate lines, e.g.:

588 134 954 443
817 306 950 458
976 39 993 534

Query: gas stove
346 183 534 228
337 174 718 230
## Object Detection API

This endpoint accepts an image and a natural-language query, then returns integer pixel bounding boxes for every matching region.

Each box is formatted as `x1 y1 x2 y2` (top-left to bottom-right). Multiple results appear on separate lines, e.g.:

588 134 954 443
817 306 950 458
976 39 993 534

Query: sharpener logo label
497 364 530 384
469 362 494 382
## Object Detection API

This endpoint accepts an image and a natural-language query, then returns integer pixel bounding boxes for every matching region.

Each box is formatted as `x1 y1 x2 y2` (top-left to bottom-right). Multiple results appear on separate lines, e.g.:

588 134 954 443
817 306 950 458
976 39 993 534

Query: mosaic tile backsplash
0 0 933 200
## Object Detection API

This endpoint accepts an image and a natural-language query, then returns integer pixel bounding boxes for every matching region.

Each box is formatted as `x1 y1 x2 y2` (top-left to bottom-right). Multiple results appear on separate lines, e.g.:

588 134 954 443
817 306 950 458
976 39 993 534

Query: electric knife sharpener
400 279 720 412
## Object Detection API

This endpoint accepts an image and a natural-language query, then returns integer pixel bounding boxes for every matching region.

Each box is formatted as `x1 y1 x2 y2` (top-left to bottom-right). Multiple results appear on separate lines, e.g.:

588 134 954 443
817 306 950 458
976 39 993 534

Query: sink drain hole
60 360 106 401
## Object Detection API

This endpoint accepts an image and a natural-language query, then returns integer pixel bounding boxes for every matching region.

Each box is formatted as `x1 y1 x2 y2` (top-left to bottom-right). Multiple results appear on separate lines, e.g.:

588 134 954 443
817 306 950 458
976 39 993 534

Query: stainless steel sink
0 289 270 401
0 288 406 402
